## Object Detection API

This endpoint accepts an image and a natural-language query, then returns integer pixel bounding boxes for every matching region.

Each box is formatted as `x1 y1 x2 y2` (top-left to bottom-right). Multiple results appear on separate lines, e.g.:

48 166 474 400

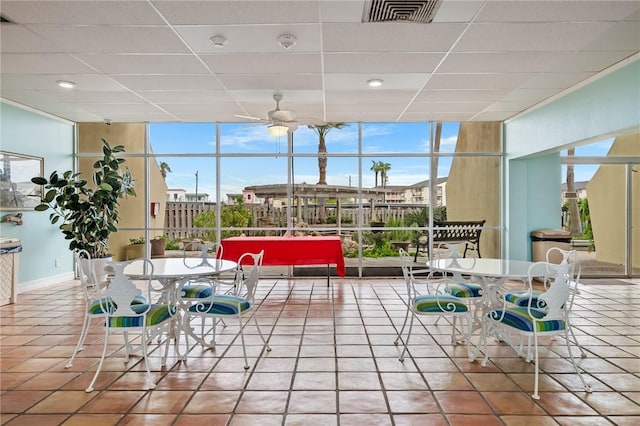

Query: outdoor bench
413 220 486 262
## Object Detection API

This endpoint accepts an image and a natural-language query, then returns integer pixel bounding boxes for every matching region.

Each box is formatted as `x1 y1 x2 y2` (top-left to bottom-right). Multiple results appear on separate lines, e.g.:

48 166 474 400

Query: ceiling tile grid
0 0 638 124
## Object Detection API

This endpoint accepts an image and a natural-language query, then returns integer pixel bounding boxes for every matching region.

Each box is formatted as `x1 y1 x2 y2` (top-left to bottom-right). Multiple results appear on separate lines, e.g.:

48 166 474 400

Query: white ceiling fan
236 93 322 136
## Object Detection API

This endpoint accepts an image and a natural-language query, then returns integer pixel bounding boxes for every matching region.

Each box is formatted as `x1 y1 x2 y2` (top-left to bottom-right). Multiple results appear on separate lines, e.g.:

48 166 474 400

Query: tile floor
1 277 639 425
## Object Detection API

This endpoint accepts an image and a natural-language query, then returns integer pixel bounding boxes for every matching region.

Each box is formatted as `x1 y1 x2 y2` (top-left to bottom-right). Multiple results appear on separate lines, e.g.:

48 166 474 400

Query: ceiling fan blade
234 114 266 121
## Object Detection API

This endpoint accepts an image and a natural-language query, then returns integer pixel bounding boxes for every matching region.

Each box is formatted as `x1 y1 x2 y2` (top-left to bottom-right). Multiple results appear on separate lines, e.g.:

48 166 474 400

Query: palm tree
307 122 347 185
159 161 172 180
380 162 391 187
370 160 381 187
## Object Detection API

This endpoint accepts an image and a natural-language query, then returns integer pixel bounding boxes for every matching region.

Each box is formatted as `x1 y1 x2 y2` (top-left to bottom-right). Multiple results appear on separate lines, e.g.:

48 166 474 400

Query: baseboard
17 272 75 294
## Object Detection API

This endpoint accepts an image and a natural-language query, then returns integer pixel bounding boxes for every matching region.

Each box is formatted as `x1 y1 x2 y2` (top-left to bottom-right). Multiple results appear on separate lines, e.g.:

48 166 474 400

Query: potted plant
125 237 145 260
31 138 136 262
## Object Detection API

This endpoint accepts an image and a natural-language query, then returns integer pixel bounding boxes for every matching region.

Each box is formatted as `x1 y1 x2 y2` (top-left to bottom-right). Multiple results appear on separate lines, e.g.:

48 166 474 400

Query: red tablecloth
221 236 345 277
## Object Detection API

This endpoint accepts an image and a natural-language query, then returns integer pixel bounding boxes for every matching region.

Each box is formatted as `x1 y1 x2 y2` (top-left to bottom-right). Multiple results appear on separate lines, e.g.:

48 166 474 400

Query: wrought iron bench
413 220 486 262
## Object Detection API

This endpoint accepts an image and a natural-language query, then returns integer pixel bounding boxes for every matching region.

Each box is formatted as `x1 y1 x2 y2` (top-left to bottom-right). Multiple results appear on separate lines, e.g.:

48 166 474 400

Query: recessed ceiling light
56 80 77 89
209 35 228 48
367 79 383 87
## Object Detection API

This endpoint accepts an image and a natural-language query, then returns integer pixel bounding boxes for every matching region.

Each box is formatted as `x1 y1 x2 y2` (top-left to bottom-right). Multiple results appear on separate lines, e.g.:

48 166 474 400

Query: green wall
0 101 75 287
504 59 640 260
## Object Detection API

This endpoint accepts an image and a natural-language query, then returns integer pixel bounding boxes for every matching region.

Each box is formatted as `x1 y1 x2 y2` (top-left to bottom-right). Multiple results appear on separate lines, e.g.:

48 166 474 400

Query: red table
221 236 346 280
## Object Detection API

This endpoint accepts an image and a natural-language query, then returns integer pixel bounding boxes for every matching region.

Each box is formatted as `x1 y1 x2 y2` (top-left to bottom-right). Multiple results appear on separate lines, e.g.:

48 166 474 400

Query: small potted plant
125 237 145 260
31 139 136 264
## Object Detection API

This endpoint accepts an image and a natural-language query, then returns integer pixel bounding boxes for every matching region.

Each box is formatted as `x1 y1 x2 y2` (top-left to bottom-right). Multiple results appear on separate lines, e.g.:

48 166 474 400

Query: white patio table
124 257 237 360
426 257 536 360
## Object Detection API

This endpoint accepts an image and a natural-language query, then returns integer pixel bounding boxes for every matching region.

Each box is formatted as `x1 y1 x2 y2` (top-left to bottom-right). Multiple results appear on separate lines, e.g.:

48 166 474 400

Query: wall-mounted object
1 213 23 225
0 151 43 210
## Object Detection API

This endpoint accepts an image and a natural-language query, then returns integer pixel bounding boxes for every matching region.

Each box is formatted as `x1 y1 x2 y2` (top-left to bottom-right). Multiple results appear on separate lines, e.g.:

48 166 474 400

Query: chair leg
66 314 91 368
532 332 540 400
252 315 271 352
399 313 415 362
238 315 250 370
465 314 474 361
141 328 155 390
563 329 592 393
86 326 110 392
567 325 588 358
393 305 410 346
480 320 490 367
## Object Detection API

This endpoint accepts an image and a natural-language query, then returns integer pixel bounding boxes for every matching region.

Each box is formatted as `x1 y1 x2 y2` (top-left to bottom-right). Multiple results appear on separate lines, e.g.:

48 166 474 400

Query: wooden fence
164 202 424 240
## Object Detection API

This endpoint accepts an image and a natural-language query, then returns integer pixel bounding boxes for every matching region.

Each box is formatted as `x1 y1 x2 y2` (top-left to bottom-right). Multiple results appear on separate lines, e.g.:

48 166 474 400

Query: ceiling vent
363 0 442 24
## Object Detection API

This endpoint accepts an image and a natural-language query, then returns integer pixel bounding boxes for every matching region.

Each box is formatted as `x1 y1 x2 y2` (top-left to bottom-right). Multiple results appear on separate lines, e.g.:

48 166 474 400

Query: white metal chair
503 247 587 360
393 248 439 345
395 249 473 362
85 259 176 392
482 261 592 399
66 249 146 369
179 250 271 369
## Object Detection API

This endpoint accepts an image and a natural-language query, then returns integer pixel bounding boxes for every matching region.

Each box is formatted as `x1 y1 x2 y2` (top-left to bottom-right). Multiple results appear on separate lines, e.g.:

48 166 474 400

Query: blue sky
150 122 611 202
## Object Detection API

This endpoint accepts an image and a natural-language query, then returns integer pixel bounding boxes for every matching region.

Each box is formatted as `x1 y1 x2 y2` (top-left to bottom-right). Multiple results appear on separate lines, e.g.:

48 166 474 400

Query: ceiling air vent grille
363 0 442 24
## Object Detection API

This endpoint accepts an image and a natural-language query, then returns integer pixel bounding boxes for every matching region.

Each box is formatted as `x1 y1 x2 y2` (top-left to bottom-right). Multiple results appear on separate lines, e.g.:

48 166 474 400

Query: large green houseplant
31 138 136 259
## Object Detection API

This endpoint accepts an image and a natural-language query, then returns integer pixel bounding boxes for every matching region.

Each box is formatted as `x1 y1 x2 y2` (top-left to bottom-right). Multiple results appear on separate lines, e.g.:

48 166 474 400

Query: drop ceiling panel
322 23 467 52
1 0 164 24
26 24 190 54
325 90 416 103
406 102 494 114
584 21 640 50
324 52 444 73
76 54 210 74
324 74 428 91
1 53 97 74
217 74 322 90
112 75 224 91
521 73 593 90
414 90 509 103
1 73 128 91
438 52 565 74
551 51 637 73
424 73 534 91
136 90 235 104
455 23 615 52
41 90 145 104
0 25 60 53
175 24 321 54
154 0 320 25
476 0 640 22
200 54 321 74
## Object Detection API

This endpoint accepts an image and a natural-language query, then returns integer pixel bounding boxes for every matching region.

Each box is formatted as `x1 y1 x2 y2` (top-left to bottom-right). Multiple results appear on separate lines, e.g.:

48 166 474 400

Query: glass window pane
150 123 216 154
362 122 429 154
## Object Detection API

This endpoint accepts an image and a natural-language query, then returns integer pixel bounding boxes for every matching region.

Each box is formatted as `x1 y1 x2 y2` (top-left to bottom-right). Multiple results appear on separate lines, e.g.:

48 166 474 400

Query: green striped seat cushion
503 291 546 308
180 284 212 299
188 294 251 315
446 282 483 298
488 307 565 332
414 294 468 313
107 304 175 328
88 295 147 315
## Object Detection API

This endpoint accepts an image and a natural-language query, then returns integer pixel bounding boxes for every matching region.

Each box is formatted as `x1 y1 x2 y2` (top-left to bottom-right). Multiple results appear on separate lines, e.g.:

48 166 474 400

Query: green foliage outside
326 215 353 224
193 203 252 242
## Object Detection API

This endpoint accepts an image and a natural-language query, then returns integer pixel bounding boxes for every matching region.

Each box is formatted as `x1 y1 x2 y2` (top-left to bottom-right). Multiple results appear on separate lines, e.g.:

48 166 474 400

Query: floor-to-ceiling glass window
561 131 639 277
104 120 504 277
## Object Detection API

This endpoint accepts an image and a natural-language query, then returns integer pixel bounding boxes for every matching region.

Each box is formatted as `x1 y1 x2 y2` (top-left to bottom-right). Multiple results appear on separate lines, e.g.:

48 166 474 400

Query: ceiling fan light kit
268 124 289 137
